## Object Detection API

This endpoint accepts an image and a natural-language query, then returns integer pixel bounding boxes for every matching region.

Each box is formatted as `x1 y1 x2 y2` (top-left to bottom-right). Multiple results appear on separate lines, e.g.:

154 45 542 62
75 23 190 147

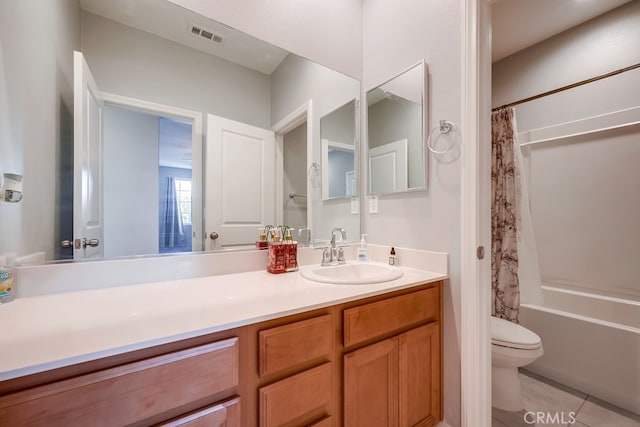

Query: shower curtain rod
492 62 640 112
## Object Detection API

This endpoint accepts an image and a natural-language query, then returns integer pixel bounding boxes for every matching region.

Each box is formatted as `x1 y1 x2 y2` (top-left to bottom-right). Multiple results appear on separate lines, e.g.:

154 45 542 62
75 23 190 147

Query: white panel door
369 139 408 194
73 51 104 259
206 114 276 248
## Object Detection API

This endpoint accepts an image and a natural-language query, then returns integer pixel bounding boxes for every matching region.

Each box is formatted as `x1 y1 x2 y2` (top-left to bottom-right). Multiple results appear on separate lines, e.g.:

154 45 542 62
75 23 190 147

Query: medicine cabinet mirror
0 0 360 264
320 99 358 200
366 61 427 195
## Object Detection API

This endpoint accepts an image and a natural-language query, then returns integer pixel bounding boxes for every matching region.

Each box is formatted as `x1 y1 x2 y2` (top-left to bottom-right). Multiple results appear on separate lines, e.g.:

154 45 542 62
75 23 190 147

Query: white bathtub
520 285 640 415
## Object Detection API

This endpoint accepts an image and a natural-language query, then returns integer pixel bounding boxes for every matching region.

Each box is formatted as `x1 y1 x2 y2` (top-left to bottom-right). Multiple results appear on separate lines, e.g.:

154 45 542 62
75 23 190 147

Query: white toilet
491 316 544 411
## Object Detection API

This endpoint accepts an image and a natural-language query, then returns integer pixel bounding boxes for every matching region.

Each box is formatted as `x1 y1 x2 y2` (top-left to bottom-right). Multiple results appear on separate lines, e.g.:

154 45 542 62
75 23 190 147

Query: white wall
321 101 356 144
81 11 271 129
492 1 640 115
363 1 463 425
321 103 357 199
328 151 355 198
528 125 640 299
271 54 361 244
103 106 159 258
283 123 308 229
0 0 80 261
368 98 424 188
493 1 640 300
166 0 362 80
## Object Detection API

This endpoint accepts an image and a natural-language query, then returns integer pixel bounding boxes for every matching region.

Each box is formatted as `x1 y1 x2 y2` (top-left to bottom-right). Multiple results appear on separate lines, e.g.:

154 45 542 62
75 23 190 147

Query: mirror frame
366 60 428 196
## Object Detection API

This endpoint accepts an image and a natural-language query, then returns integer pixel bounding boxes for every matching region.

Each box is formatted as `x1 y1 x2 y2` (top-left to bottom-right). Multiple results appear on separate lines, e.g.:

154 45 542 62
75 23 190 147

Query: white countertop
0 262 446 381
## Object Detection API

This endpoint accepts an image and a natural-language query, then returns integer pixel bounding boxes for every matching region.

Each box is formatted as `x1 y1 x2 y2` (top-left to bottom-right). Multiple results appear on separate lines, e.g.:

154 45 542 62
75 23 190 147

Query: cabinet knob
209 232 219 240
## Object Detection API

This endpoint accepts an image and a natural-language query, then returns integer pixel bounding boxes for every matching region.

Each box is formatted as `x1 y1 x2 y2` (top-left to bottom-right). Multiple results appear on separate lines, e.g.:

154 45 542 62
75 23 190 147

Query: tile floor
492 370 640 427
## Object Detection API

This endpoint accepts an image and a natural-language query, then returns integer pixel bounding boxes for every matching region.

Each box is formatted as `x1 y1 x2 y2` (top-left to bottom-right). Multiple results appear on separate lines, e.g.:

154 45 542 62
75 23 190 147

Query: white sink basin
300 262 403 285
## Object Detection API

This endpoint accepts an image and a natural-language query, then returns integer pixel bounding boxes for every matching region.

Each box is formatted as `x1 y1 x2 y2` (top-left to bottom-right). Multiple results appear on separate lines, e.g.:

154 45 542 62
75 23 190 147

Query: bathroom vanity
0 264 444 426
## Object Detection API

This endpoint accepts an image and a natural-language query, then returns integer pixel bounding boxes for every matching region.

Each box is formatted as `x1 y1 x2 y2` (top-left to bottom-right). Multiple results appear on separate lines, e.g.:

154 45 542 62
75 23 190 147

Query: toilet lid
491 316 541 350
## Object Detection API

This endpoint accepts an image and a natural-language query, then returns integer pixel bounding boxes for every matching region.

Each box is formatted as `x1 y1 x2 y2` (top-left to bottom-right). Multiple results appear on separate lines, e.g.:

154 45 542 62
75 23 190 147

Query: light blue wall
103 105 159 258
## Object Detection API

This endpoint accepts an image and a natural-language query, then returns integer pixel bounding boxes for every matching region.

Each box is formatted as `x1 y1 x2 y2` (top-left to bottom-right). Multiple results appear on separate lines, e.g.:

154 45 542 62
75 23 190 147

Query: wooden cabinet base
0 282 442 427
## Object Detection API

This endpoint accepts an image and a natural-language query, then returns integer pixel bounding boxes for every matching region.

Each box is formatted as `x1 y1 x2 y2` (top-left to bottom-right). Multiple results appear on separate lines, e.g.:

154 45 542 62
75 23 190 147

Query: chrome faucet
324 227 347 266
330 227 346 247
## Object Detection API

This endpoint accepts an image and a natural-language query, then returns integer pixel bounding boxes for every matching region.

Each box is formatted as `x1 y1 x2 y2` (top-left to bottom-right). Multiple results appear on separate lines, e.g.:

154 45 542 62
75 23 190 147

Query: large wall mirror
0 0 360 263
366 61 427 195
320 99 358 200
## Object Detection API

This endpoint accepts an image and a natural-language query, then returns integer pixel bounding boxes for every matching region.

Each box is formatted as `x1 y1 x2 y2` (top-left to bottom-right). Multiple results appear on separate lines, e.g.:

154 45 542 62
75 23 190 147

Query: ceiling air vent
188 23 225 44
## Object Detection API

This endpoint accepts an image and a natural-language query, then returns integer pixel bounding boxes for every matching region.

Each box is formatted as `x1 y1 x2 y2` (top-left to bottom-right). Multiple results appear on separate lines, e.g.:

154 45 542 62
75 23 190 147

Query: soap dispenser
357 234 368 262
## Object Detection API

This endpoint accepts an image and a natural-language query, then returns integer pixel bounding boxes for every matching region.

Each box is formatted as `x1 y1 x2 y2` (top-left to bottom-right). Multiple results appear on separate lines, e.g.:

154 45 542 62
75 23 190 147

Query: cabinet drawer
259 362 333 427
0 338 239 427
158 397 241 427
343 287 439 347
259 314 332 377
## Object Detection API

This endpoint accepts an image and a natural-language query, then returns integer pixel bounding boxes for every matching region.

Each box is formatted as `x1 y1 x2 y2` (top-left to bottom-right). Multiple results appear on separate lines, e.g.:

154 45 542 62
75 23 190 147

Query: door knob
82 238 100 248
60 240 73 248
209 232 219 240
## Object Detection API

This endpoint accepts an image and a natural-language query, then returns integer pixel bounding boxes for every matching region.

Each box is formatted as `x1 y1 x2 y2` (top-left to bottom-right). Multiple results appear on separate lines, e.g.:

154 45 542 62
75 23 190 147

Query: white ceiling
82 0 633 70
491 0 632 62
80 0 289 75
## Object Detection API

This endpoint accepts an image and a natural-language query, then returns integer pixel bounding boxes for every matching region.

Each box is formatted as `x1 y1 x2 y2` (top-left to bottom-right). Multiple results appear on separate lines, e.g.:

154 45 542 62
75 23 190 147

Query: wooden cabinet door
259 363 333 427
344 337 399 427
399 323 441 427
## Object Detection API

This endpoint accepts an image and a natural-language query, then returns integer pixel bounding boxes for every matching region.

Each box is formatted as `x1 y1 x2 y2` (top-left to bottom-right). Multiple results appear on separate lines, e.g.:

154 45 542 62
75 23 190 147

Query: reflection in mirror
367 61 427 195
321 100 358 200
0 0 360 263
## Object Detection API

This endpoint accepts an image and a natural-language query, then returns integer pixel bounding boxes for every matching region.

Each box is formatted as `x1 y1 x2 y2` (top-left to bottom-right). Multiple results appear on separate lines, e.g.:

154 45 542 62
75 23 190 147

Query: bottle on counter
283 227 298 272
256 225 271 250
0 254 16 304
388 247 397 266
357 234 369 262
267 227 286 274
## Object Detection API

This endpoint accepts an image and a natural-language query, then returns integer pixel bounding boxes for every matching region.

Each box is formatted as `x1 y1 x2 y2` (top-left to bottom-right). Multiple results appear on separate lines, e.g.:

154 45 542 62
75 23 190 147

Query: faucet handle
337 246 346 263
321 247 331 266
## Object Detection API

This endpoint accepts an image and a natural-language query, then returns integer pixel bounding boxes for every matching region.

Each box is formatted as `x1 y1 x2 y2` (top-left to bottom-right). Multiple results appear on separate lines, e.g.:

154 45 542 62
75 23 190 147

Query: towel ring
308 162 321 188
427 120 457 154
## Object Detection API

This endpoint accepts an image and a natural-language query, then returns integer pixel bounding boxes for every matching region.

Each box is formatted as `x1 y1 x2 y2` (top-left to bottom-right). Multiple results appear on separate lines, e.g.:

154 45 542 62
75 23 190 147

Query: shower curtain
492 107 543 323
